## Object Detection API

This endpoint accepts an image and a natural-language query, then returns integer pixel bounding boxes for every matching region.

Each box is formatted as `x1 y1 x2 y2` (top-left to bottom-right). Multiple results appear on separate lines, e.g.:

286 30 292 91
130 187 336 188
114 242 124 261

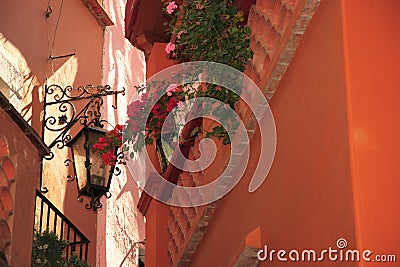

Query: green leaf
145 136 154 145
212 126 225 134
190 126 200 137
223 136 231 145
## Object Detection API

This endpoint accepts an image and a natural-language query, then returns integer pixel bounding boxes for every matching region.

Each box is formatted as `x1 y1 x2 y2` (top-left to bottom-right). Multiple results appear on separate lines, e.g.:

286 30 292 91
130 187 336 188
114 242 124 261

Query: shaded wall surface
97 0 146 266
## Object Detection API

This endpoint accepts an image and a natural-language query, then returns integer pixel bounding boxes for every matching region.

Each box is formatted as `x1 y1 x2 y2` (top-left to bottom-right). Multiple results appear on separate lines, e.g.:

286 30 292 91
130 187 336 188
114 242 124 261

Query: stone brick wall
246 0 320 99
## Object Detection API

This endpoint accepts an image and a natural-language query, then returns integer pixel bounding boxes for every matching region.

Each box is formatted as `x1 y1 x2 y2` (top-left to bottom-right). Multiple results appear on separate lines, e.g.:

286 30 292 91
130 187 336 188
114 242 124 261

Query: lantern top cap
66 126 107 147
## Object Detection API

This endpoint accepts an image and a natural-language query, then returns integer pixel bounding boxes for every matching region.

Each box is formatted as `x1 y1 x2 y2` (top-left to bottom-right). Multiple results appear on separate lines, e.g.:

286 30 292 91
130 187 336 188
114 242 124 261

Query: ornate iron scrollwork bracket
39 81 125 199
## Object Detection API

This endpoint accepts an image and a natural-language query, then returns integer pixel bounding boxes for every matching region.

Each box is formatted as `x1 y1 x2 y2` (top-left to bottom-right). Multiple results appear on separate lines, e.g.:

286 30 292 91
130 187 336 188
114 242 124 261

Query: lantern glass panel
70 132 88 192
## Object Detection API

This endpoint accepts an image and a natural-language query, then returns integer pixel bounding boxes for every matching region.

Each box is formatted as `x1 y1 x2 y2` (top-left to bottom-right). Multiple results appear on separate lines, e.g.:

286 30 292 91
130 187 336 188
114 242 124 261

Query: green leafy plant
124 0 253 163
67 253 90 267
165 0 252 71
31 230 90 267
32 230 67 267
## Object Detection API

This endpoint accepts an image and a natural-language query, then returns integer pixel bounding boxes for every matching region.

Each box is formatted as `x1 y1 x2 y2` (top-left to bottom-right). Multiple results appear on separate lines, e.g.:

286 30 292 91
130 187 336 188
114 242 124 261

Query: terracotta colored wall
144 42 178 267
140 1 400 266
97 0 146 266
146 200 170 267
342 0 400 265
189 0 358 266
0 109 41 266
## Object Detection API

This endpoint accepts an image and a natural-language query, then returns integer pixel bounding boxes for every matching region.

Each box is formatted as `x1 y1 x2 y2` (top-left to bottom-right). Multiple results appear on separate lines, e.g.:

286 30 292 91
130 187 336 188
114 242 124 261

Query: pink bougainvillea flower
165 42 176 54
166 83 178 96
127 99 146 119
140 92 149 101
196 3 204 9
177 30 186 39
177 101 184 110
166 1 178 14
126 118 139 132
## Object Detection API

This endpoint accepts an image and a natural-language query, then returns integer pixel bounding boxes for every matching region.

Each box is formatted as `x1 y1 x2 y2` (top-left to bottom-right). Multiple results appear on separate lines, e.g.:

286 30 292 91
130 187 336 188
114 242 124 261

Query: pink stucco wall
0 0 107 265
98 0 146 266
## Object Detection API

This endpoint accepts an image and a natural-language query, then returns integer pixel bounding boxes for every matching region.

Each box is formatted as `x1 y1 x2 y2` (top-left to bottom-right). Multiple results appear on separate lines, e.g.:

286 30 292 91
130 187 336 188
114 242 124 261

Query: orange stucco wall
140 1 400 266
145 42 178 267
189 0 357 266
342 0 400 265
184 1 400 266
146 200 170 267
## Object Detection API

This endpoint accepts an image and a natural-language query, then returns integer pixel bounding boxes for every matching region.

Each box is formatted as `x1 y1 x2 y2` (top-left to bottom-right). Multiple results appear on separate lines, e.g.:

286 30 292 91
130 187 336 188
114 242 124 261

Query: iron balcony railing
34 189 90 261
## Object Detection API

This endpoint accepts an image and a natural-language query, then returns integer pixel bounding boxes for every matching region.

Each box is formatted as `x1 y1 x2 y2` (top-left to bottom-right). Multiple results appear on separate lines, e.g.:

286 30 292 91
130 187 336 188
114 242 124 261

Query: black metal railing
34 189 90 261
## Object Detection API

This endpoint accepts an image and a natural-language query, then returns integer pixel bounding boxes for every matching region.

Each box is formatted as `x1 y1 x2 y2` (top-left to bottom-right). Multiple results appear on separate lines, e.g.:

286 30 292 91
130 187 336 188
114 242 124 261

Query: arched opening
1 159 15 182
0 187 12 219
0 137 7 157
0 169 8 189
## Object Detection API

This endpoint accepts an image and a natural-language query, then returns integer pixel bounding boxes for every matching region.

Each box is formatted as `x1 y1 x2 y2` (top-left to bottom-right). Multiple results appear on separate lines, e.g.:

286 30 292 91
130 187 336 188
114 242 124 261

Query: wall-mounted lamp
41 82 125 211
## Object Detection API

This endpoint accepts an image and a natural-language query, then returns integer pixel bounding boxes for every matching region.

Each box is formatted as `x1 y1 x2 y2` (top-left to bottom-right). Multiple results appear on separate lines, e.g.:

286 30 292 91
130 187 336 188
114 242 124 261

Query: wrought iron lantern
40 82 125 211
67 126 117 210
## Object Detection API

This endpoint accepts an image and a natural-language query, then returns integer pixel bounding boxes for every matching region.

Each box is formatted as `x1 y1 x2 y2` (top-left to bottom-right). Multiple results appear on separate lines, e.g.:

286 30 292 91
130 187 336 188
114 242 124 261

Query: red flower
93 143 102 150
115 124 124 131
101 151 117 165
92 125 123 166
166 97 179 112
150 103 161 114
